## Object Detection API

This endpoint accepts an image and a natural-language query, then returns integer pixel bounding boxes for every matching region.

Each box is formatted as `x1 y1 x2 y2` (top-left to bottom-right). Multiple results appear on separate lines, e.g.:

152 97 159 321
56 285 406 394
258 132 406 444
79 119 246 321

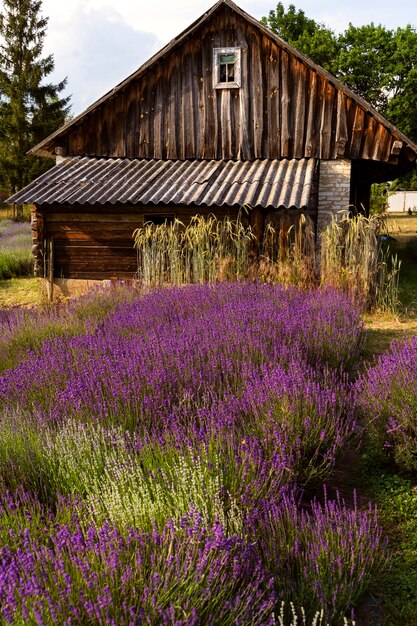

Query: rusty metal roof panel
7 157 317 209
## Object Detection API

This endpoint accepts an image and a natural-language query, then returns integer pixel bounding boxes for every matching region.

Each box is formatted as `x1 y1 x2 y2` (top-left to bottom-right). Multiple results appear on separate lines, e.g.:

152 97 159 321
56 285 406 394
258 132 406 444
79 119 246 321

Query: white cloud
43 3 159 115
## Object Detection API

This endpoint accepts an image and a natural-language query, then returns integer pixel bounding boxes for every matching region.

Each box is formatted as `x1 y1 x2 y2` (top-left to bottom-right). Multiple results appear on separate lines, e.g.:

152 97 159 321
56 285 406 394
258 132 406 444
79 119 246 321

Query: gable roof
30 0 417 160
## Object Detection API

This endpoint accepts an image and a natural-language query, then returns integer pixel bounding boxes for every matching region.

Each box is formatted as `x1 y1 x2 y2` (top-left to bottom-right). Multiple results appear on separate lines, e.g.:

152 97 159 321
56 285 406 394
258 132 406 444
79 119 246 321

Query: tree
261 3 340 72
385 25 417 143
336 24 396 110
0 0 71 198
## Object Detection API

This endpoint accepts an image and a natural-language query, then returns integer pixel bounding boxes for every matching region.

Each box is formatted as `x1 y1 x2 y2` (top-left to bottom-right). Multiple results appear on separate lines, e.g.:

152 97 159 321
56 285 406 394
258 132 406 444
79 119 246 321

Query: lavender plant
250 489 387 624
0 284 364 424
211 362 357 486
0 282 139 372
0 510 275 625
0 219 33 279
358 335 417 472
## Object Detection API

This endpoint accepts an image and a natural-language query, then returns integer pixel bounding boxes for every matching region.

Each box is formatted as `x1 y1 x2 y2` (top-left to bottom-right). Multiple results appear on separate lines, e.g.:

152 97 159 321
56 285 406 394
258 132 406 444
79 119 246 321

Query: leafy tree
336 24 396 110
385 25 417 142
369 182 390 214
0 0 71 198
261 3 340 72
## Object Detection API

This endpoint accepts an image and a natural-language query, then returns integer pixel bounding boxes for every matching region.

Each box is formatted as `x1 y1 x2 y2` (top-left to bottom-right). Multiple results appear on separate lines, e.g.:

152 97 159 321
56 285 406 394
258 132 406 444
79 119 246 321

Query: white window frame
213 47 241 89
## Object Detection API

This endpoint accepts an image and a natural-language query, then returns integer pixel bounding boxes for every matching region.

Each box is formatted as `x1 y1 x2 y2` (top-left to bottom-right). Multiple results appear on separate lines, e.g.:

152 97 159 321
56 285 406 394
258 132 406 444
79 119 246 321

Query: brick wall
317 160 351 233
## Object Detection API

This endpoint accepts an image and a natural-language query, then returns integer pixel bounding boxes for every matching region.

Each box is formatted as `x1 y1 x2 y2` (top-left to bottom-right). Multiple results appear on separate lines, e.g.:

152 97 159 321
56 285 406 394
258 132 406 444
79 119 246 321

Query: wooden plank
50 231 138 243
181 54 196 159
220 89 232 158
138 84 150 158
293 58 307 158
115 92 126 157
237 41 250 159
56 269 138 279
266 39 280 158
46 213 145 224
371 124 391 162
126 91 138 157
319 82 335 159
54 245 137 254
280 50 290 156
250 29 263 158
168 66 180 159
362 115 376 160
198 33 209 158
334 90 349 158
304 70 317 158
349 106 365 159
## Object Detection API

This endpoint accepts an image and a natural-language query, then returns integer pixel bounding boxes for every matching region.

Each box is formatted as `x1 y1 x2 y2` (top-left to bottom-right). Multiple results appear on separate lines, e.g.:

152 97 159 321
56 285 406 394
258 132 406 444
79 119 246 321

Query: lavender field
0 220 33 279
0 282 392 624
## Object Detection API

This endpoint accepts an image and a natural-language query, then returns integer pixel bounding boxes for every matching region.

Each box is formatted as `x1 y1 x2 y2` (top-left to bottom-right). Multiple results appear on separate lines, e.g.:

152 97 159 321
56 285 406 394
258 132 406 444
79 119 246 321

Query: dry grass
360 212 417 360
385 213 417 237
0 278 45 309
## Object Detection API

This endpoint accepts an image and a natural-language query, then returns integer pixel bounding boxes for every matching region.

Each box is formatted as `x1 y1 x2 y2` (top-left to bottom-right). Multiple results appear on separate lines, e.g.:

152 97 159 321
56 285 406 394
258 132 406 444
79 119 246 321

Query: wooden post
47 237 54 302
31 207 45 277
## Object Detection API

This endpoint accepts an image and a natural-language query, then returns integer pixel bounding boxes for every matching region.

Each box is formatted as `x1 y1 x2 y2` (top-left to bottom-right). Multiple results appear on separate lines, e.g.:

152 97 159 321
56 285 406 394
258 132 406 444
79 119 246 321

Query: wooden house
8 0 417 283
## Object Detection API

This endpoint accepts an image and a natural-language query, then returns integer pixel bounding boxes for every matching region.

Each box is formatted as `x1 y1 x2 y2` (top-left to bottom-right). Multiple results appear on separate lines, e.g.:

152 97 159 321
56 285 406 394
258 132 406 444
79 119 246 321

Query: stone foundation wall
317 160 351 233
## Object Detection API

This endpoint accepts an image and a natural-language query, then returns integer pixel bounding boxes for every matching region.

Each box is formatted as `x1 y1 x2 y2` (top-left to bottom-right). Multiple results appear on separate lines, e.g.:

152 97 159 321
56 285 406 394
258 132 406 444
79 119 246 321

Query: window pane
220 53 235 64
220 63 227 82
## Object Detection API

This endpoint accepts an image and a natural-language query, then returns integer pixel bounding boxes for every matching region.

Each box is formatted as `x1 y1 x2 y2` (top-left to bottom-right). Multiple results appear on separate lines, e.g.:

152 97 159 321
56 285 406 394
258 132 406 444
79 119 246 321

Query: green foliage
261 3 340 72
385 25 417 143
369 183 391 215
0 0 71 194
359 335 417 473
366 471 417 625
391 170 417 192
337 23 395 110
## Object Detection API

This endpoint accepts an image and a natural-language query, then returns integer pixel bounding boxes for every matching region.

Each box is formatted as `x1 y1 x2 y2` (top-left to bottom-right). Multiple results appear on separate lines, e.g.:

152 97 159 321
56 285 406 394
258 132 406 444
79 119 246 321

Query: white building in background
387 191 417 212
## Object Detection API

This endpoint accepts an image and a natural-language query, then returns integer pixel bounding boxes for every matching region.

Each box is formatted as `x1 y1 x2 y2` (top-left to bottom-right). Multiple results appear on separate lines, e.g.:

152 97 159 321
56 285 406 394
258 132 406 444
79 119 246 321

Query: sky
34 0 417 116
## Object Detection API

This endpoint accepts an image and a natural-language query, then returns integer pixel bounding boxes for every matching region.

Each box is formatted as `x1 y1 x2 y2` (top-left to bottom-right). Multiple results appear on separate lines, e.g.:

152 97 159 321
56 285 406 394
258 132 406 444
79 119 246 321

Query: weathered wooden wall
56 6 397 165
39 204 242 279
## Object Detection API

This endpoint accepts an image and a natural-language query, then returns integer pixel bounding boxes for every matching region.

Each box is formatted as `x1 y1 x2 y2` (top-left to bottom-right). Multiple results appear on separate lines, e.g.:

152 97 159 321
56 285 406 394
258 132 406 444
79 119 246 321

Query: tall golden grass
133 212 400 312
320 213 401 312
134 214 255 286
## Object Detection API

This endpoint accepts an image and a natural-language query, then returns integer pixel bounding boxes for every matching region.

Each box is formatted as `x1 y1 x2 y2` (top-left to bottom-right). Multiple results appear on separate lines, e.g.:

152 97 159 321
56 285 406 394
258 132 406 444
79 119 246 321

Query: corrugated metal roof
7 157 316 209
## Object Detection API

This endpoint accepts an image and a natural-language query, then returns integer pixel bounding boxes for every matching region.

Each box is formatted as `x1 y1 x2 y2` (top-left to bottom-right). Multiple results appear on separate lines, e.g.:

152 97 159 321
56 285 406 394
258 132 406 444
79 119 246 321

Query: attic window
213 48 241 89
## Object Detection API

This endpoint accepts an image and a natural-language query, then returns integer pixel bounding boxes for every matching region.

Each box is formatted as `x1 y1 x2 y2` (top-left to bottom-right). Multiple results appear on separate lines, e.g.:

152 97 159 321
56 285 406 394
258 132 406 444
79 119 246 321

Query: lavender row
0 488 384 625
358 334 417 472
0 283 364 426
0 283 139 373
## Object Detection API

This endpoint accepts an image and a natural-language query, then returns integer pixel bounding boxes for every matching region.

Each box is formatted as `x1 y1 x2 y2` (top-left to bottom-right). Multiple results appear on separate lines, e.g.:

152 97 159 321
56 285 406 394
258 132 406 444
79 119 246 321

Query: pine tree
0 0 71 198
